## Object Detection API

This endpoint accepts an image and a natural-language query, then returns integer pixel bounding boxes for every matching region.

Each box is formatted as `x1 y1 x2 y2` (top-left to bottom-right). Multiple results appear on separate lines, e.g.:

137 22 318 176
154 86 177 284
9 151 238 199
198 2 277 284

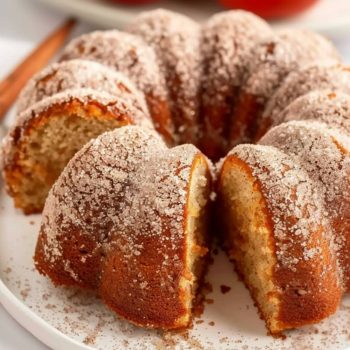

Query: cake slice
2 88 152 214
216 144 341 334
34 126 212 329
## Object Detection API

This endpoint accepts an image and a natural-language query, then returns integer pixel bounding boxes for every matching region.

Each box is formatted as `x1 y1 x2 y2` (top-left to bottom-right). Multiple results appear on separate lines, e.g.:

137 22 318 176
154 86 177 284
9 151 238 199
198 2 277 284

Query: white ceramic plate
1 186 350 349
31 0 350 34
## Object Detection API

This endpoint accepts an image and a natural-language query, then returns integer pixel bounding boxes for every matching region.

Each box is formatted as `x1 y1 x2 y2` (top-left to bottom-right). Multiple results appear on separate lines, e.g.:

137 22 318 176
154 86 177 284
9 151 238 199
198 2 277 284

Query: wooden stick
0 18 76 120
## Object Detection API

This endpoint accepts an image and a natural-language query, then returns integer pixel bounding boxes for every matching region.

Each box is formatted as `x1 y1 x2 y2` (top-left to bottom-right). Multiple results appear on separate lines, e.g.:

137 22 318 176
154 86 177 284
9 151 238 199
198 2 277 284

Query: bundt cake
34 126 212 329
3 7 350 335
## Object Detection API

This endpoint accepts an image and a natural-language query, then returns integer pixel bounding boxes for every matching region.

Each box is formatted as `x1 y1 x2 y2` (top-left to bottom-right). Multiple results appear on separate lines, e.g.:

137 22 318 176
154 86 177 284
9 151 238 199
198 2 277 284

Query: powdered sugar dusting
277 90 350 135
60 30 168 100
241 29 340 100
129 9 202 142
260 120 350 286
17 59 149 115
263 62 350 126
228 144 333 272
40 126 200 291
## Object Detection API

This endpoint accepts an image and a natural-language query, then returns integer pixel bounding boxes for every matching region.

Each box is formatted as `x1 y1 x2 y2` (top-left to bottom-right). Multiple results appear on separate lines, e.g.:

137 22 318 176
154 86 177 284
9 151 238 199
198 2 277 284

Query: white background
0 0 350 349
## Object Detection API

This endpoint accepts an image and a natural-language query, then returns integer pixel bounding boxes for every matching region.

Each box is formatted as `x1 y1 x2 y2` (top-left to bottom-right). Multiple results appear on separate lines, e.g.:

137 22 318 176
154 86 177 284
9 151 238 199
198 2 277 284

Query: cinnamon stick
0 18 76 120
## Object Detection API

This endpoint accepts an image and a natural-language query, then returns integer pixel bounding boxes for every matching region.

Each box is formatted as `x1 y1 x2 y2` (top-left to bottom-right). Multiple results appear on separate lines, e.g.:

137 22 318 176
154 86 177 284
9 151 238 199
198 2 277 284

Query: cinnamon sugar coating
34 126 211 329
224 144 334 271
60 30 174 144
2 8 350 336
277 90 350 135
218 144 341 333
260 120 350 289
259 62 350 138
129 9 202 144
200 10 272 160
17 59 148 115
231 29 340 146
2 88 153 167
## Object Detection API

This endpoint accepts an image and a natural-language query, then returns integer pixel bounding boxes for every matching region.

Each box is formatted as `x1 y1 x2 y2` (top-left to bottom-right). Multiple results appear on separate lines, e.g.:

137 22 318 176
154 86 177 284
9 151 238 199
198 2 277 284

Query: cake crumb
220 285 231 294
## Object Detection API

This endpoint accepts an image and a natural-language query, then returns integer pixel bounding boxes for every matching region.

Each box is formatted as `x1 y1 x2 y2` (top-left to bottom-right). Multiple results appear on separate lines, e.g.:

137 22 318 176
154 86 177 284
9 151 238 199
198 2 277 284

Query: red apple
218 0 319 19
108 0 157 4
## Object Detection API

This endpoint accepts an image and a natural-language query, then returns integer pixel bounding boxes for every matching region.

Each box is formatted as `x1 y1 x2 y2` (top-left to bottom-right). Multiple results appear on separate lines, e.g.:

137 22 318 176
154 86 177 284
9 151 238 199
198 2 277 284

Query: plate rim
0 279 93 350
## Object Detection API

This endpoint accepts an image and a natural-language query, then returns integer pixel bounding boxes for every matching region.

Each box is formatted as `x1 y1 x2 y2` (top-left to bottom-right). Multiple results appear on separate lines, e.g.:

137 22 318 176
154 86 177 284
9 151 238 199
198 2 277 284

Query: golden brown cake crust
277 90 350 136
2 89 151 214
60 30 175 145
199 10 272 160
17 59 149 116
34 126 212 329
232 30 340 145
128 9 202 145
217 146 341 334
257 63 350 140
260 120 350 291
